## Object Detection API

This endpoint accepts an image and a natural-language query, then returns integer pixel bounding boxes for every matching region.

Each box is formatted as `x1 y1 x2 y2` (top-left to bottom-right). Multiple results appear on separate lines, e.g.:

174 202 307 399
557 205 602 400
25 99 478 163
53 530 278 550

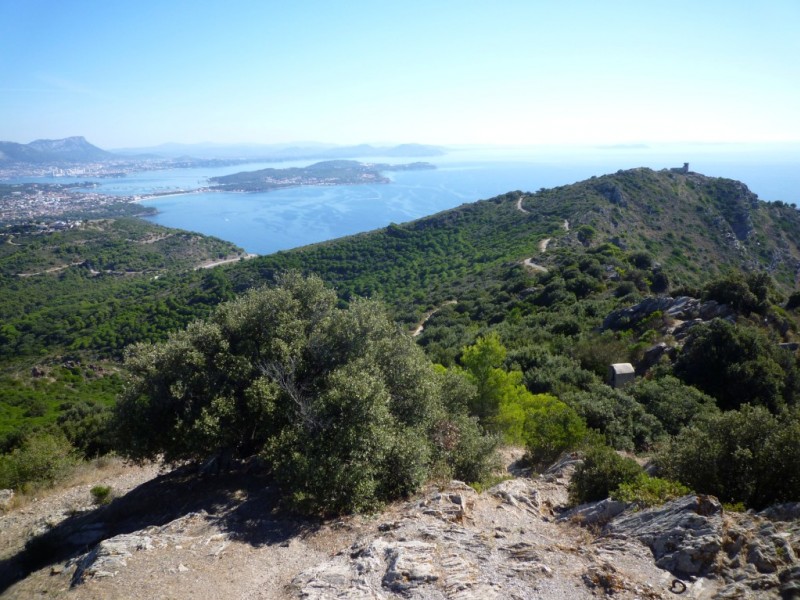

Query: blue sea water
8 145 800 255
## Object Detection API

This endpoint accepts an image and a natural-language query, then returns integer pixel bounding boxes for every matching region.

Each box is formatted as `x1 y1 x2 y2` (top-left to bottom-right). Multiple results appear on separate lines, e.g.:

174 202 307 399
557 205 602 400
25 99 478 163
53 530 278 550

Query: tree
657 405 800 508
459 335 587 466
114 273 496 513
673 319 795 412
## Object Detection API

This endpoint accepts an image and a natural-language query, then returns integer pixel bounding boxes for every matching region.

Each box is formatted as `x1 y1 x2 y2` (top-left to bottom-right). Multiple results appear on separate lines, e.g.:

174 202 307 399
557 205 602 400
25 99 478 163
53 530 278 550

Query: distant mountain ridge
0 136 115 164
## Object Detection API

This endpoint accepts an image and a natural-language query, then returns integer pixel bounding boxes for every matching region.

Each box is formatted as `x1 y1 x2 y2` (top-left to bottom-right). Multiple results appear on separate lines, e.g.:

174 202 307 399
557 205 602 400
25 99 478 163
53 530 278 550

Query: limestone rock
488 478 540 514
602 295 734 334
560 498 628 527
0 488 14 511
71 533 154 584
605 495 724 576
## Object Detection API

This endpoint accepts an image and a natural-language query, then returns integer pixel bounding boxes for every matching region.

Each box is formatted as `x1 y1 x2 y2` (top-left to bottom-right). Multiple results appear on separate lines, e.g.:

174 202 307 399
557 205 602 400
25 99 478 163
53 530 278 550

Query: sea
7 144 800 256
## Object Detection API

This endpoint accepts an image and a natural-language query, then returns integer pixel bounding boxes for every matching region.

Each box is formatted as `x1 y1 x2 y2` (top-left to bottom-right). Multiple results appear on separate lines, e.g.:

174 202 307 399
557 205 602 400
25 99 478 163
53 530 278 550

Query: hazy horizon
2 1 799 150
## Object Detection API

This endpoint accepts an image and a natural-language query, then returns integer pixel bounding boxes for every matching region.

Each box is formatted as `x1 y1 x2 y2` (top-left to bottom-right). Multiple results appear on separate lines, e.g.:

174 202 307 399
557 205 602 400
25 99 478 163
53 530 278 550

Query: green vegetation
90 484 113 505
0 432 79 492
4 167 800 512
568 445 643 505
673 319 797 412
657 405 800 509
611 474 691 508
113 274 496 513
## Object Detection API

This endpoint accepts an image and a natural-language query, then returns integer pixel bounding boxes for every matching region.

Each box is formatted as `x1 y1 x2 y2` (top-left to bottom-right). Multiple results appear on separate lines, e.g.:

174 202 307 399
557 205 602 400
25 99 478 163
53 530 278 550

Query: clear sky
1 0 798 148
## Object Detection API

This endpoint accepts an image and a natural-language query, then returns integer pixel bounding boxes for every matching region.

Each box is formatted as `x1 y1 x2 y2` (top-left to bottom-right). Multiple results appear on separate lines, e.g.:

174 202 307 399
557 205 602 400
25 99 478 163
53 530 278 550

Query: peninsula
208 159 435 192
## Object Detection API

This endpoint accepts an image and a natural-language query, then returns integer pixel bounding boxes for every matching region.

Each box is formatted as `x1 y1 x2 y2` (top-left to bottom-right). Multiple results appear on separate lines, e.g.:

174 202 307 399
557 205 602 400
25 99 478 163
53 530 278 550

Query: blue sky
1 0 798 148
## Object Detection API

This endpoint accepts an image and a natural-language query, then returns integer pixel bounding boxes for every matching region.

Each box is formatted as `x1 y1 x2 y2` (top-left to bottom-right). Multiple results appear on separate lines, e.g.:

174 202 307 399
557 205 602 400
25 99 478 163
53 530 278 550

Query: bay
7 145 799 255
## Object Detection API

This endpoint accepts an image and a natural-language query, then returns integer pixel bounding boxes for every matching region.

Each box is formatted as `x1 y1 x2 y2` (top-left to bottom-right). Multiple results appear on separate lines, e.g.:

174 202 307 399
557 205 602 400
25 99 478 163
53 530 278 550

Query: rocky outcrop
291 478 674 599
600 494 800 599
605 495 724 577
560 498 628 528
0 489 13 511
602 296 735 333
71 533 154 583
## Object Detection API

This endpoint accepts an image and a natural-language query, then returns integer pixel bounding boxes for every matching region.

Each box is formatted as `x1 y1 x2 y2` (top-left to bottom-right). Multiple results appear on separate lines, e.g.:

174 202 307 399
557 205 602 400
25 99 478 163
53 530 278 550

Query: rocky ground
1 454 799 599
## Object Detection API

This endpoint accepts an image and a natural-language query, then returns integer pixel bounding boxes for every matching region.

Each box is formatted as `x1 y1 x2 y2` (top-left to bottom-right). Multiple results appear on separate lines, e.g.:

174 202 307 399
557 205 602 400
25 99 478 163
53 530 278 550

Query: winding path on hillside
411 300 458 337
17 261 85 277
516 195 570 272
195 253 258 270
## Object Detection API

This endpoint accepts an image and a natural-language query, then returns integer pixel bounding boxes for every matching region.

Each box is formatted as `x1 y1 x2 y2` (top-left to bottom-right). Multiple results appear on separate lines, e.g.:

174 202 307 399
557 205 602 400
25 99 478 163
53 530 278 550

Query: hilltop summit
0 136 115 164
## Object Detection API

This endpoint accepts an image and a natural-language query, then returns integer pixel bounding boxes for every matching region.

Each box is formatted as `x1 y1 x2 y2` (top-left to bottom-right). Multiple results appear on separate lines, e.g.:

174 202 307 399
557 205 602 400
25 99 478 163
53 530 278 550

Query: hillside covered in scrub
3 166 800 597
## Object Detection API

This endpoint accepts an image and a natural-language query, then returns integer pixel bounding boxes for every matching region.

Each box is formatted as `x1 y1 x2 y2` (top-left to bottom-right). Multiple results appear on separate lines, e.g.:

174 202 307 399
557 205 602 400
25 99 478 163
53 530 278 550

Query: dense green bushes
0 432 78 491
673 319 797 411
455 335 588 468
657 405 800 509
568 445 642 505
114 274 497 514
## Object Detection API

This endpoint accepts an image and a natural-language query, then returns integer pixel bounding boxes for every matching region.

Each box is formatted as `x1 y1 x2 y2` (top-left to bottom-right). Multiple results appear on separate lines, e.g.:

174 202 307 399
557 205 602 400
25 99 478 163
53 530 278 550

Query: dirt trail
17 261 85 277
411 300 457 337
522 236 552 272
516 194 561 272
195 253 257 270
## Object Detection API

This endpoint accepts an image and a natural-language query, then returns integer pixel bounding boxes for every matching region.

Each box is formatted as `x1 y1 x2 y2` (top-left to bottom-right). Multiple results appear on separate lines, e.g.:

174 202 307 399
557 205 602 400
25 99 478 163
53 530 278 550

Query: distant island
209 159 436 192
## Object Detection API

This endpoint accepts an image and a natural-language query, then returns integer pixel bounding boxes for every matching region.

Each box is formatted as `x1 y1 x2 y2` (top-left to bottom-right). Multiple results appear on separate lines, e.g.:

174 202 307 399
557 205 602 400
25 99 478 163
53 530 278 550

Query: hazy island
208 159 436 192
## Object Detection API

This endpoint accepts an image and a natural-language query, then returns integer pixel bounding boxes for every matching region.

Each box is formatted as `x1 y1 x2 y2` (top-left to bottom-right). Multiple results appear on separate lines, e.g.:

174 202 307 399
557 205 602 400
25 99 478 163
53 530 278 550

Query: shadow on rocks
0 462 318 595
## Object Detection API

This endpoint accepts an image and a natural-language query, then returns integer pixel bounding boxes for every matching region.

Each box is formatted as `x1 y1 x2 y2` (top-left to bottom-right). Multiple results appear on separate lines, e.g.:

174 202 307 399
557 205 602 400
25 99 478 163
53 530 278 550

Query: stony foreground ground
1 455 798 599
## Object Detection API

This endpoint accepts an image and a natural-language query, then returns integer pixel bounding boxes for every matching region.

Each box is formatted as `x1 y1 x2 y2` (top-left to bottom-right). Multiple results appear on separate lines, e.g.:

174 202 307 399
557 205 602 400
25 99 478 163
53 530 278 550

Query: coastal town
0 181 149 224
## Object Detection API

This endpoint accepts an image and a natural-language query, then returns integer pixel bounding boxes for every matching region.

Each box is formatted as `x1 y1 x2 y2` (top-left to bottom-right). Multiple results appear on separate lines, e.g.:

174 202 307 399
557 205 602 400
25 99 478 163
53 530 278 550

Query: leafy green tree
508 393 587 468
459 332 509 420
673 319 795 411
114 273 495 513
657 405 800 508
459 336 587 466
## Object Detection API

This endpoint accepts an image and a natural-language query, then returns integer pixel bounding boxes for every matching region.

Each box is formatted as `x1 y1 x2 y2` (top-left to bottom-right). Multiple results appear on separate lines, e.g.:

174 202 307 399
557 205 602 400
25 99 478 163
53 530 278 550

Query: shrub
629 376 718 436
515 394 587 469
114 273 496 514
562 383 664 451
0 433 79 491
90 484 113 505
673 319 794 411
611 473 690 508
568 445 643 505
657 405 800 509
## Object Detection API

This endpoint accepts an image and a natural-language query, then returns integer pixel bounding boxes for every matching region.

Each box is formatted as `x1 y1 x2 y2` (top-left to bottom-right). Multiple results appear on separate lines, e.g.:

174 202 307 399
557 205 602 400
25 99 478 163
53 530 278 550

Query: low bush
0 432 79 491
90 484 113 505
568 445 643 505
656 405 800 509
611 473 691 508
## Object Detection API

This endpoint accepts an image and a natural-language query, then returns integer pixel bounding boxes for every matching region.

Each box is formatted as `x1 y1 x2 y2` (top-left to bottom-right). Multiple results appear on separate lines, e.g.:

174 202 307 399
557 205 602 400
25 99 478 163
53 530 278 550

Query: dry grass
1 454 136 514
